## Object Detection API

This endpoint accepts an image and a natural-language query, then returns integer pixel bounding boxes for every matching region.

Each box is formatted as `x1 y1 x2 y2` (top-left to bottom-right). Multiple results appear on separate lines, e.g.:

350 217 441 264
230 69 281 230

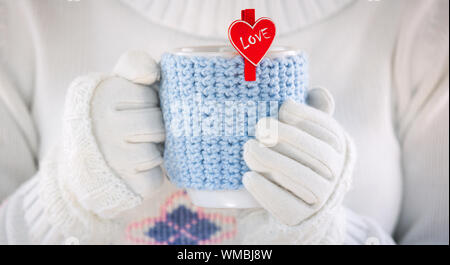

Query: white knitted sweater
0 0 448 244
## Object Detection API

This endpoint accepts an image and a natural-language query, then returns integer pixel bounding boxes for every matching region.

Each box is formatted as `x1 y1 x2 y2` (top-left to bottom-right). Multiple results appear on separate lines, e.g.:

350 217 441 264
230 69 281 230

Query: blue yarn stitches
160 53 308 190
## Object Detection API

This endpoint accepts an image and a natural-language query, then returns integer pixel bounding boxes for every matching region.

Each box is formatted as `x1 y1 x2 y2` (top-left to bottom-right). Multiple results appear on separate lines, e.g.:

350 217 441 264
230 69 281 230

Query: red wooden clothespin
228 9 276 81
241 9 256 81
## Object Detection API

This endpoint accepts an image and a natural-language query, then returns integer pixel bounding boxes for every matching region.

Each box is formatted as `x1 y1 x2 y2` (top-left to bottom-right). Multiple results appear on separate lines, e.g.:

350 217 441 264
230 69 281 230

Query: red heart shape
228 17 276 66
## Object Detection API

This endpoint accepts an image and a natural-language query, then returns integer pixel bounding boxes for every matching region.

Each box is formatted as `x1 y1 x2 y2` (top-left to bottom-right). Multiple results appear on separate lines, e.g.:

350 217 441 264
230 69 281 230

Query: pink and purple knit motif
125 191 237 245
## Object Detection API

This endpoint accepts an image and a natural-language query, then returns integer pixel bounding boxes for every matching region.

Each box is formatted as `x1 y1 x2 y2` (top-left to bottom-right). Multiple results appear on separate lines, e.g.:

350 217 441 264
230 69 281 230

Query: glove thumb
113 50 160 85
306 87 335 115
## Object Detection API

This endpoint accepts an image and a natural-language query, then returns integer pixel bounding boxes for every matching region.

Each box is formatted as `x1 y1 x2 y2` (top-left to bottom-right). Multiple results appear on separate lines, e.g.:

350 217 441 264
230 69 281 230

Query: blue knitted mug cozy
160 52 308 191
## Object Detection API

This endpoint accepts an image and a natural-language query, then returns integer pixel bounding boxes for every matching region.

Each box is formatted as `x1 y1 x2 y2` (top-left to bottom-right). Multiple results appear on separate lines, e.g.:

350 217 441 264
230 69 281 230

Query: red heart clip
228 17 276 66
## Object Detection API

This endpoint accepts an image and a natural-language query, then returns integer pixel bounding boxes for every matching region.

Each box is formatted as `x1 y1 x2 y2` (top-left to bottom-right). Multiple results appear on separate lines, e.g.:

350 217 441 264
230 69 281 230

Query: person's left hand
240 87 355 244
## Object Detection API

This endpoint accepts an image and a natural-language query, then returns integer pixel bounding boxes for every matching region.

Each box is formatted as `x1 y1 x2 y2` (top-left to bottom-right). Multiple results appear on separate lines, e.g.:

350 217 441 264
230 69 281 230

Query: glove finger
279 99 345 153
243 171 316 226
97 77 160 110
101 140 165 197
125 166 165 198
306 87 335 115
255 117 343 180
92 78 165 143
106 141 163 172
113 50 160 85
114 108 166 143
94 106 165 143
243 139 332 206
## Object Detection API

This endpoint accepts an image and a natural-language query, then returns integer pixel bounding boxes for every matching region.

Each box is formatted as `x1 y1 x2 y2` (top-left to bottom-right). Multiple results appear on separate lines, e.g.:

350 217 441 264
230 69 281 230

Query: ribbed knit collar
120 0 355 39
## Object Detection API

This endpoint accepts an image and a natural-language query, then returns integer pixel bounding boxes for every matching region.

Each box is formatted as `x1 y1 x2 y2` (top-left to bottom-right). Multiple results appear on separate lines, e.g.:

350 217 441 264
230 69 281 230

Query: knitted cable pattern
160 53 308 190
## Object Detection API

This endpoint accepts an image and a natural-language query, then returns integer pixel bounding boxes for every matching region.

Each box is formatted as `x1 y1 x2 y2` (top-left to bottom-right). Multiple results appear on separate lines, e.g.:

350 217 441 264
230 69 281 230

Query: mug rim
170 45 302 58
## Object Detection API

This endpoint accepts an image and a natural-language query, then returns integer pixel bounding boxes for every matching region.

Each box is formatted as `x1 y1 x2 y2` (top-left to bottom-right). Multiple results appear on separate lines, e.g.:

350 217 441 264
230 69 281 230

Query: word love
228 17 276 66
240 27 271 50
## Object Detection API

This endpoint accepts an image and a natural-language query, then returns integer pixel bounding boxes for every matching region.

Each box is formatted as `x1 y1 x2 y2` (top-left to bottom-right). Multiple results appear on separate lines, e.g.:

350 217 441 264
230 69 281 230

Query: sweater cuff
22 73 145 244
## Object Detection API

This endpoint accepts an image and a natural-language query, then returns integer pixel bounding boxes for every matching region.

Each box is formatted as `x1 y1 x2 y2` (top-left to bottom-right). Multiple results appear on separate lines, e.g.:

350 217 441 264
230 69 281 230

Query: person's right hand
26 51 165 243
91 51 166 203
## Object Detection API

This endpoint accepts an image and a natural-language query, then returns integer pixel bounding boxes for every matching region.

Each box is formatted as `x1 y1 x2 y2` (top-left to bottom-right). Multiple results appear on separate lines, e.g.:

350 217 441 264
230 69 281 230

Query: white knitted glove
239 87 355 244
23 51 165 244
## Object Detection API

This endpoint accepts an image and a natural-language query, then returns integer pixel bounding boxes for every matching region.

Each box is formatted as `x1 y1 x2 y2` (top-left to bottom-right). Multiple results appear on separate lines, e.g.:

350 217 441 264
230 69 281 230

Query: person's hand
91 51 165 201
240 87 355 244
25 51 165 243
